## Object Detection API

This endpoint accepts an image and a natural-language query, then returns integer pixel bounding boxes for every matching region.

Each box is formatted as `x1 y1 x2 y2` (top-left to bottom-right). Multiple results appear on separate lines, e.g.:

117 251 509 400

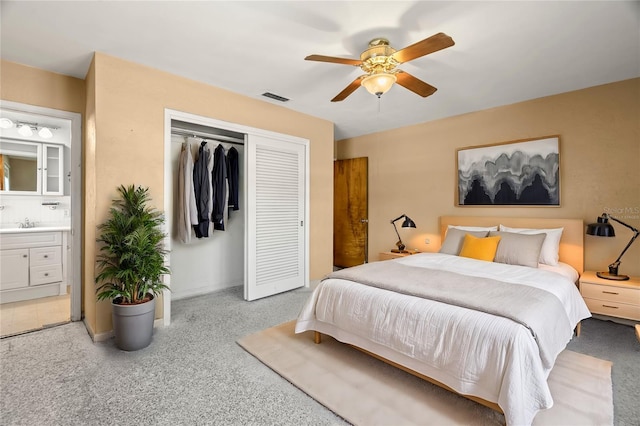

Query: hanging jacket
227 146 239 212
193 142 211 238
177 141 198 243
206 141 215 233
212 144 227 231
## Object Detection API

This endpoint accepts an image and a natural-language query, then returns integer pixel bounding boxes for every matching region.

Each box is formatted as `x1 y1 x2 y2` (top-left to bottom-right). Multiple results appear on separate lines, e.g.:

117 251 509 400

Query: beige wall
337 78 640 277
84 57 97 335
1 60 86 114
86 53 334 335
2 56 334 337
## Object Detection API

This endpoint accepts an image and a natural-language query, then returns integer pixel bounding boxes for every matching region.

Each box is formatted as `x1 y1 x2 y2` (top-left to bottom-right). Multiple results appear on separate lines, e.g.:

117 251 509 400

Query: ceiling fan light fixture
306 32 454 102
361 73 397 97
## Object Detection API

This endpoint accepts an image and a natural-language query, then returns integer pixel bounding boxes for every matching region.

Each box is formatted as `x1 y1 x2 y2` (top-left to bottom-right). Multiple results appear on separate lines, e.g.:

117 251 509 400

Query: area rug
238 321 613 426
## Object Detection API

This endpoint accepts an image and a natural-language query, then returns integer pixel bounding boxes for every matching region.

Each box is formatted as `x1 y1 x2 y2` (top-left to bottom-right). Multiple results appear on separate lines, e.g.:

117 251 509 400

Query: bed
295 216 591 426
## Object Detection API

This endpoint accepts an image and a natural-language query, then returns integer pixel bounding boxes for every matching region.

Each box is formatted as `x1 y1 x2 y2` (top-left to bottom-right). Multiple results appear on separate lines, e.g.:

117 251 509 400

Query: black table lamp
390 214 416 253
586 213 639 280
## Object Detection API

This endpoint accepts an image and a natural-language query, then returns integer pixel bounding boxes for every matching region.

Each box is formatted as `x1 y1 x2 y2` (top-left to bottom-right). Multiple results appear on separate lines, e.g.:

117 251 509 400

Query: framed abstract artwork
456 136 560 206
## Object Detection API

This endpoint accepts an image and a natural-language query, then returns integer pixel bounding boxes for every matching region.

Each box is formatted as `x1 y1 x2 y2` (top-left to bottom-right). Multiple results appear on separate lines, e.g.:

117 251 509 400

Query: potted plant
95 184 169 351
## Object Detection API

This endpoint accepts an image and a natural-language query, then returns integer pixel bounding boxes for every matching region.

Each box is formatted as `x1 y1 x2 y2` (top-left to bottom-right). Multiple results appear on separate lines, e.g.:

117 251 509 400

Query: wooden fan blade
395 71 437 97
305 54 362 66
391 32 454 64
331 76 365 102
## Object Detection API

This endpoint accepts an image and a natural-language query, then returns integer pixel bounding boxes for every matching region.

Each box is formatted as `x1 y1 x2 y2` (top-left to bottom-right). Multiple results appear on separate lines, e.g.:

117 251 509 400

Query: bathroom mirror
0 140 41 193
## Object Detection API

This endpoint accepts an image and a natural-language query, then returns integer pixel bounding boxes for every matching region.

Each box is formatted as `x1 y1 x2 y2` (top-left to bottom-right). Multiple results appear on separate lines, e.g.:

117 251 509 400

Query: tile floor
0 293 70 338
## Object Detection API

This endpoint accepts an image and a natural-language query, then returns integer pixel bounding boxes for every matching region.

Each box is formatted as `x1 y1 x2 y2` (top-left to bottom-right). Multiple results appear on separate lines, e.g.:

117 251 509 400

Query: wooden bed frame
313 216 585 415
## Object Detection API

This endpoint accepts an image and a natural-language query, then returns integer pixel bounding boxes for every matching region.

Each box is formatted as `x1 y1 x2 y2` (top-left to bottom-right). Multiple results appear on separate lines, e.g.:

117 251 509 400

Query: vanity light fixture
17 123 34 137
0 118 14 129
13 120 58 139
38 127 54 139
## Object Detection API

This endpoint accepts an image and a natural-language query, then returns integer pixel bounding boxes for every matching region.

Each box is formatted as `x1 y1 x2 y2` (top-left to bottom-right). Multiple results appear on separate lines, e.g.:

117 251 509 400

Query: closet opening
163 109 310 326
169 119 246 304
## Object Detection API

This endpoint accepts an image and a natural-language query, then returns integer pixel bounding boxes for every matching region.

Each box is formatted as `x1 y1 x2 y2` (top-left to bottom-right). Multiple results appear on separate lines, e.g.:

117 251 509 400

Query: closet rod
171 128 245 146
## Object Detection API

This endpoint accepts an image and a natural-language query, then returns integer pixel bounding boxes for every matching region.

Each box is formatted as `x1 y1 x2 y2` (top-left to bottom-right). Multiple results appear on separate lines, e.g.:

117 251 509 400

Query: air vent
261 92 290 102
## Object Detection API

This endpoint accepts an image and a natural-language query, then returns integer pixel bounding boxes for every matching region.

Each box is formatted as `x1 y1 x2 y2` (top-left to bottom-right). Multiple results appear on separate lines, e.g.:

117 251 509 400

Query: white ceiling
1 1 638 141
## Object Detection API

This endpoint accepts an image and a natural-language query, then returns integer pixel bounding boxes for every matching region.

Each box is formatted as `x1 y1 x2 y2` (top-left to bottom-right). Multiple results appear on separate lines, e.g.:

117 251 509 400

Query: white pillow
538 262 579 283
499 225 563 266
447 225 498 232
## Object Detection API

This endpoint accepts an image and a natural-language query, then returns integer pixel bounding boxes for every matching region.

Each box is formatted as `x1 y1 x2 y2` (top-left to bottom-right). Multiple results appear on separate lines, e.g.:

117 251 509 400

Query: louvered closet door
245 134 306 301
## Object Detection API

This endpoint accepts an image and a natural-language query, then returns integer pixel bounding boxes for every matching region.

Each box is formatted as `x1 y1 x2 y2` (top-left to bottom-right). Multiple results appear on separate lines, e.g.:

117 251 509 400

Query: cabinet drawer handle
44 273 49 277
602 304 618 309
602 291 619 295
23 255 28 258
44 255 49 258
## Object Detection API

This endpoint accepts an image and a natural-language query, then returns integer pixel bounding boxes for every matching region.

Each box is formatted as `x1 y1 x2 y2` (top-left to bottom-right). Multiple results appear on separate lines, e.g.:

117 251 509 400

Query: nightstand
379 251 420 261
579 271 640 322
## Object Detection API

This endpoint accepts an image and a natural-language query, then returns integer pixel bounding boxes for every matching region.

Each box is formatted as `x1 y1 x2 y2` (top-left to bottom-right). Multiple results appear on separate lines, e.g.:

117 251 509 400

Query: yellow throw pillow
458 234 501 262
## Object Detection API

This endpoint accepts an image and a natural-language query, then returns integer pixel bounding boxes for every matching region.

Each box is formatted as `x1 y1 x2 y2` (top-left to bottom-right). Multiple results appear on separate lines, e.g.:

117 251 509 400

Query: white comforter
295 253 591 426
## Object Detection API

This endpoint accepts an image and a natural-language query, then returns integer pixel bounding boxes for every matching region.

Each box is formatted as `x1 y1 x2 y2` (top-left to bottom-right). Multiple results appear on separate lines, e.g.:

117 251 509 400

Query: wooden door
334 157 368 268
0 154 4 190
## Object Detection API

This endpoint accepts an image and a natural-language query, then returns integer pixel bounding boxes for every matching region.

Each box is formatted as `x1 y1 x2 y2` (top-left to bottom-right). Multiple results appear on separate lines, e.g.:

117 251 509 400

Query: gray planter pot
111 295 156 351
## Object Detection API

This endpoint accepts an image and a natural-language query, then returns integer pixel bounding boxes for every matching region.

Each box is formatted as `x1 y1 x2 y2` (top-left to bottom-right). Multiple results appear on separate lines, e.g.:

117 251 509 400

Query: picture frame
456 136 560 206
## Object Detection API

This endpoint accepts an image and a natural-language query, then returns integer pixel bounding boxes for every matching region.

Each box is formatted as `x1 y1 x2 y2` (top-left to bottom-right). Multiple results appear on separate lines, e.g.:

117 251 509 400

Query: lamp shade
401 216 416 228
586 215 615 237
361 73 397 96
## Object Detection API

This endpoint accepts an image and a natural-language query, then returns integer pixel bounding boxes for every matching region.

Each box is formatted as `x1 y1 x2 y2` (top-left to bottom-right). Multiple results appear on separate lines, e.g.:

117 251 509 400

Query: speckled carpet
239 321 614 426
1 287 635 425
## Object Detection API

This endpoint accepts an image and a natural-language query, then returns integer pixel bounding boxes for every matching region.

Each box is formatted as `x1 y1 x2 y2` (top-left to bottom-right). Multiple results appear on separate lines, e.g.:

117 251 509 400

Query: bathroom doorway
0 101 81 337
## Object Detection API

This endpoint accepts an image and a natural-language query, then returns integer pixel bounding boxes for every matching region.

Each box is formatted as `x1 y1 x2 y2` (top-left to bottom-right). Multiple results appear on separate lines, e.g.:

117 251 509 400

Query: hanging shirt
227 146 239 212
212 144 227 231
193 142 211 238
206 141 215 234
177 141 198 244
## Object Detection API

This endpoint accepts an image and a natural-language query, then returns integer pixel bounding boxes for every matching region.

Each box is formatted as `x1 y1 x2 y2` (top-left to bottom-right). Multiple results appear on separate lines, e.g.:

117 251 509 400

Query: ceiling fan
305 32 454 102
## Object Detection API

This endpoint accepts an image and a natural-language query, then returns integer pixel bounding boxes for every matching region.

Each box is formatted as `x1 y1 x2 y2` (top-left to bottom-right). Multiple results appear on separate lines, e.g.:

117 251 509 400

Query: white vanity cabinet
42 144 64 195
0 249 30 290
0 231 67 303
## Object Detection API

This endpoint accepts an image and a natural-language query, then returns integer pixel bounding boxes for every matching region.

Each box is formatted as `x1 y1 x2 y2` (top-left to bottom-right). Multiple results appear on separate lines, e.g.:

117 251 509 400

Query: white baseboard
84 318 113 342
171 281 242 301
